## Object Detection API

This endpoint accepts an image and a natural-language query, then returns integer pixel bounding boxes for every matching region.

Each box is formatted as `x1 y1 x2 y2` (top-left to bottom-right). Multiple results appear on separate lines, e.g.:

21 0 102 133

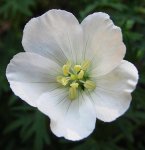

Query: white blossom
6 9 138 141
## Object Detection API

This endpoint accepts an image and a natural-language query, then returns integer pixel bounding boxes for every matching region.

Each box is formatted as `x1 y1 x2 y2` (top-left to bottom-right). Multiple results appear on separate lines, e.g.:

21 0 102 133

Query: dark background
0 0 145 150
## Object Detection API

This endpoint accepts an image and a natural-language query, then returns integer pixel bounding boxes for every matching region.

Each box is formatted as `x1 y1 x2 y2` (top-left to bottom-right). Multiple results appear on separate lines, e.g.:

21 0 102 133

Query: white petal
22 9 84 65
6 52 60 107
90 60 138 122
81 12 126 76
37 89 96 141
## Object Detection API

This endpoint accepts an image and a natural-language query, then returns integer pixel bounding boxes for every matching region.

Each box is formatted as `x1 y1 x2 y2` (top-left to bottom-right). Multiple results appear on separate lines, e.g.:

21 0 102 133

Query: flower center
56 61 96 100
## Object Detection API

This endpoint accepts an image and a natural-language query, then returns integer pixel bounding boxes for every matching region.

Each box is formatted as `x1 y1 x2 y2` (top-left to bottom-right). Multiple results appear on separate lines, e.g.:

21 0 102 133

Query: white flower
6 9 138 141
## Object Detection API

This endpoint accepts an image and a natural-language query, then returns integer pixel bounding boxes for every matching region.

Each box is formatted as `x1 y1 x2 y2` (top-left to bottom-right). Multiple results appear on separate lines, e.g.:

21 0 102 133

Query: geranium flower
6 9 138 141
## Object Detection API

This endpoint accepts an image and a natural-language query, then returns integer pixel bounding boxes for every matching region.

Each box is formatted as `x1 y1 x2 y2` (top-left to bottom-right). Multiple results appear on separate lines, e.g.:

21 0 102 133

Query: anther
69 83 79 100
74 65 81 72
84 80 96 90
62 64 70 76
78 70 84 79
61 77 69 86
57 76 63 83
70 83 79 88
81 60 90 70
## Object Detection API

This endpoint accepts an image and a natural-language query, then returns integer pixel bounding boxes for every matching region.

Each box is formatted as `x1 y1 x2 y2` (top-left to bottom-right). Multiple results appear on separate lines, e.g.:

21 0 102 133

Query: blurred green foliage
0 0 145 150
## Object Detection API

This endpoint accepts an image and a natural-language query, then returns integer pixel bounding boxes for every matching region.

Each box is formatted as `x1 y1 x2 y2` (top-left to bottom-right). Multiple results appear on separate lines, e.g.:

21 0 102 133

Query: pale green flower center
56 61 96 100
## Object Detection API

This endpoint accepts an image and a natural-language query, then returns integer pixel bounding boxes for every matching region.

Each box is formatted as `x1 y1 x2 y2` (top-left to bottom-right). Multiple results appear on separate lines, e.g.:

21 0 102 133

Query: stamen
61 77 69 86
78 70 84 79
69 83 79 100
56 76 63 83
70 83 79 88
81 60 90 70
84 80 96 90
62 64 70 76
66 61 71 67
74 65 81 72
